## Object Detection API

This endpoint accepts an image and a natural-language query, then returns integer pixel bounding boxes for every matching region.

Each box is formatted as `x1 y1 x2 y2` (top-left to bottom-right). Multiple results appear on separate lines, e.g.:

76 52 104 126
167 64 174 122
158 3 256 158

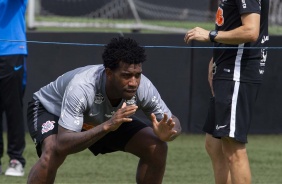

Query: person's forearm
214 13 260 44
215 27 258 45
57 123 111 155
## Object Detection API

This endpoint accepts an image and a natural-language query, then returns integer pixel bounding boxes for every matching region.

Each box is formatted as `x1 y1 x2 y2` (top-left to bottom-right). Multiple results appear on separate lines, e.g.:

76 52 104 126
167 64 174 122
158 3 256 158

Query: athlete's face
106 62 142 100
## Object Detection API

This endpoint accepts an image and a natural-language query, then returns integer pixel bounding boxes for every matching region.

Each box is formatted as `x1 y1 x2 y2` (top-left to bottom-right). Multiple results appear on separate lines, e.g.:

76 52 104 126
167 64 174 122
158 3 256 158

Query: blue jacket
0 0 28 56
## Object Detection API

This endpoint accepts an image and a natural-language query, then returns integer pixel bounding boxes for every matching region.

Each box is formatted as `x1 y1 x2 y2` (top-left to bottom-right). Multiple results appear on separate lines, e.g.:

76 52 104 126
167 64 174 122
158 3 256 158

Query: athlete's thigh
125 127 166 157
27 98 59 157
88 118 148 156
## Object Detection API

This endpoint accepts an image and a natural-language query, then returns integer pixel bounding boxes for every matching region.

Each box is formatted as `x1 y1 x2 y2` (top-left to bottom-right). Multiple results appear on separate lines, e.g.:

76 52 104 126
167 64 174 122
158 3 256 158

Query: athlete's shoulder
66 65 103 96
136 74 159 100
70 64 103 81
138 74 154 89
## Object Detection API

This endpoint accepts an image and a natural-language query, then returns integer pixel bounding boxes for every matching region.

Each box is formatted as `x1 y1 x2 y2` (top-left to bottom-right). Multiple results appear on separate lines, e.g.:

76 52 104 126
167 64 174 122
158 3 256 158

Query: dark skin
105 62 181 141
27 61 181 184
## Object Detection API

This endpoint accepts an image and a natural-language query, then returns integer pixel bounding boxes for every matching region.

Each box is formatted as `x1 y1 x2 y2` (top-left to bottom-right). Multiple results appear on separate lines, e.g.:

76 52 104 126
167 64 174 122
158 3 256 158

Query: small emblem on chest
94 93 104 104
126 95 137 105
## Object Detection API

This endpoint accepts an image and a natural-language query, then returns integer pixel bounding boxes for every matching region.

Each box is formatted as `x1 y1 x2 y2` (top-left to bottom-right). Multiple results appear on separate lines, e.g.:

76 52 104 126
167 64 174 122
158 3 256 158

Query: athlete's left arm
138 76 182 141
184 13 260 45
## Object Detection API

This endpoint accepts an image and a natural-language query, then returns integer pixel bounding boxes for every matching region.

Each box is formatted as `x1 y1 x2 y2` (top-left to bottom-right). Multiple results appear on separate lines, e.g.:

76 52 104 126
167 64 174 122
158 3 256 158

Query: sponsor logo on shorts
216 124 227 130
41 121 55 134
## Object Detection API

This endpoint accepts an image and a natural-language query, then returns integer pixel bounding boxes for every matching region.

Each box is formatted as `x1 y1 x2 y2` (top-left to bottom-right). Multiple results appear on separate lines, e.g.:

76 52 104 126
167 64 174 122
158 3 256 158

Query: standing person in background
184 0 269 183
0 0 28 176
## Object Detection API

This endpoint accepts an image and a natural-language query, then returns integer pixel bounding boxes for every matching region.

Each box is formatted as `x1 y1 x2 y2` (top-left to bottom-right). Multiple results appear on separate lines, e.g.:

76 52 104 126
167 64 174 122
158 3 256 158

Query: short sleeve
137 75 172 121
58 84 89 132
236 0 261 14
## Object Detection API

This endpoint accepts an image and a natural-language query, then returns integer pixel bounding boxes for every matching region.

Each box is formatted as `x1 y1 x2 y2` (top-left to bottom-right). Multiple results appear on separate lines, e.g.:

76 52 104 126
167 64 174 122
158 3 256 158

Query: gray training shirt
33 64 172 132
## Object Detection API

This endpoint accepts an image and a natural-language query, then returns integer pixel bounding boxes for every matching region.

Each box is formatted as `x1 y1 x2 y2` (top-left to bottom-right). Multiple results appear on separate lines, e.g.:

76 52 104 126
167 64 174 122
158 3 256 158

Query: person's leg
0 57 5 174
205 133 231 184
221 137 251 184
0 108 3 174
27 134 67 184
27 99 64 184
0 108 3 159
125 127 167 184
203 97 231 184
1 55 26 167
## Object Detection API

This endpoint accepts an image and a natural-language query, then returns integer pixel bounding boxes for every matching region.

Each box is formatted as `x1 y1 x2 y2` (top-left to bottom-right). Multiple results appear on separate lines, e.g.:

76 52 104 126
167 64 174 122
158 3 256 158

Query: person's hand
104 102 138 132
151 113 178 142
184 27 210 44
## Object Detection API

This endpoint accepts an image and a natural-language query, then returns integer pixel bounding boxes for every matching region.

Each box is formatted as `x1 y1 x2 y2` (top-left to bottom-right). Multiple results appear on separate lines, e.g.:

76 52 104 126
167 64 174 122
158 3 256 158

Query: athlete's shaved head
102 37 146 70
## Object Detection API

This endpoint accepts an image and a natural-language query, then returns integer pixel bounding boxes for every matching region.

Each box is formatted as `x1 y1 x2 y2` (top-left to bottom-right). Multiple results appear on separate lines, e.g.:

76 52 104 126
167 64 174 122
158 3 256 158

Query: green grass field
0 133 281 184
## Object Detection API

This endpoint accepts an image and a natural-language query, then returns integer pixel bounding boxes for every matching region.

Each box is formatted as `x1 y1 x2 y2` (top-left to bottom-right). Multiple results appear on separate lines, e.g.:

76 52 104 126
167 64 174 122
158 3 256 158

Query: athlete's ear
105 68 113 79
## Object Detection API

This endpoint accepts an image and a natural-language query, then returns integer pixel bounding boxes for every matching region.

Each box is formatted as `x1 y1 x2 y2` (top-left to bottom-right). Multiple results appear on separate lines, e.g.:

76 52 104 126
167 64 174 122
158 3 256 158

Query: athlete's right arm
184 13 260 45
56 103 138 155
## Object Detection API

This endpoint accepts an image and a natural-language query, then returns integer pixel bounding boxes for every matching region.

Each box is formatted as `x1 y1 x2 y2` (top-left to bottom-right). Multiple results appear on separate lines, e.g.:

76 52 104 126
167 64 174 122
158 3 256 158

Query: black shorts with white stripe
203 80 261 143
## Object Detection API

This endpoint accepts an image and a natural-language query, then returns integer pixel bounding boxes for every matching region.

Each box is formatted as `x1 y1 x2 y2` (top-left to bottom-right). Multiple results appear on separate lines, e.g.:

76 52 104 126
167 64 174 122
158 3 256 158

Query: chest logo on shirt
41 121 55 134
216 7 224 26
242 0 247 8
94 93 104 104
126 95 137 106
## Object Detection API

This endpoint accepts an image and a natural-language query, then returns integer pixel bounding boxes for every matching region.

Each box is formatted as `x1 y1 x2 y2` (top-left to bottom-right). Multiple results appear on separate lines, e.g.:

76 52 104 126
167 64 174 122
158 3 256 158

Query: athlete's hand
104 102 138 132
184 27 210 44
151 113 178 142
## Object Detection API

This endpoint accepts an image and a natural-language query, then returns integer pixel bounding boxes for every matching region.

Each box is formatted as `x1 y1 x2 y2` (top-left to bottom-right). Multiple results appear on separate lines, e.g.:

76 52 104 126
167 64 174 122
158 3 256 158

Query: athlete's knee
147 139 168 162
221 137 248 164
205 135 223 160
155 139 168 154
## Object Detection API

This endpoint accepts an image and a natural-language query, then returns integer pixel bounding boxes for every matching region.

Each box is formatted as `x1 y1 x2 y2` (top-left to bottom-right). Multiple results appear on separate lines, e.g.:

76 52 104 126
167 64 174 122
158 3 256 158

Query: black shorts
27 99 148 157
203 80 260 143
